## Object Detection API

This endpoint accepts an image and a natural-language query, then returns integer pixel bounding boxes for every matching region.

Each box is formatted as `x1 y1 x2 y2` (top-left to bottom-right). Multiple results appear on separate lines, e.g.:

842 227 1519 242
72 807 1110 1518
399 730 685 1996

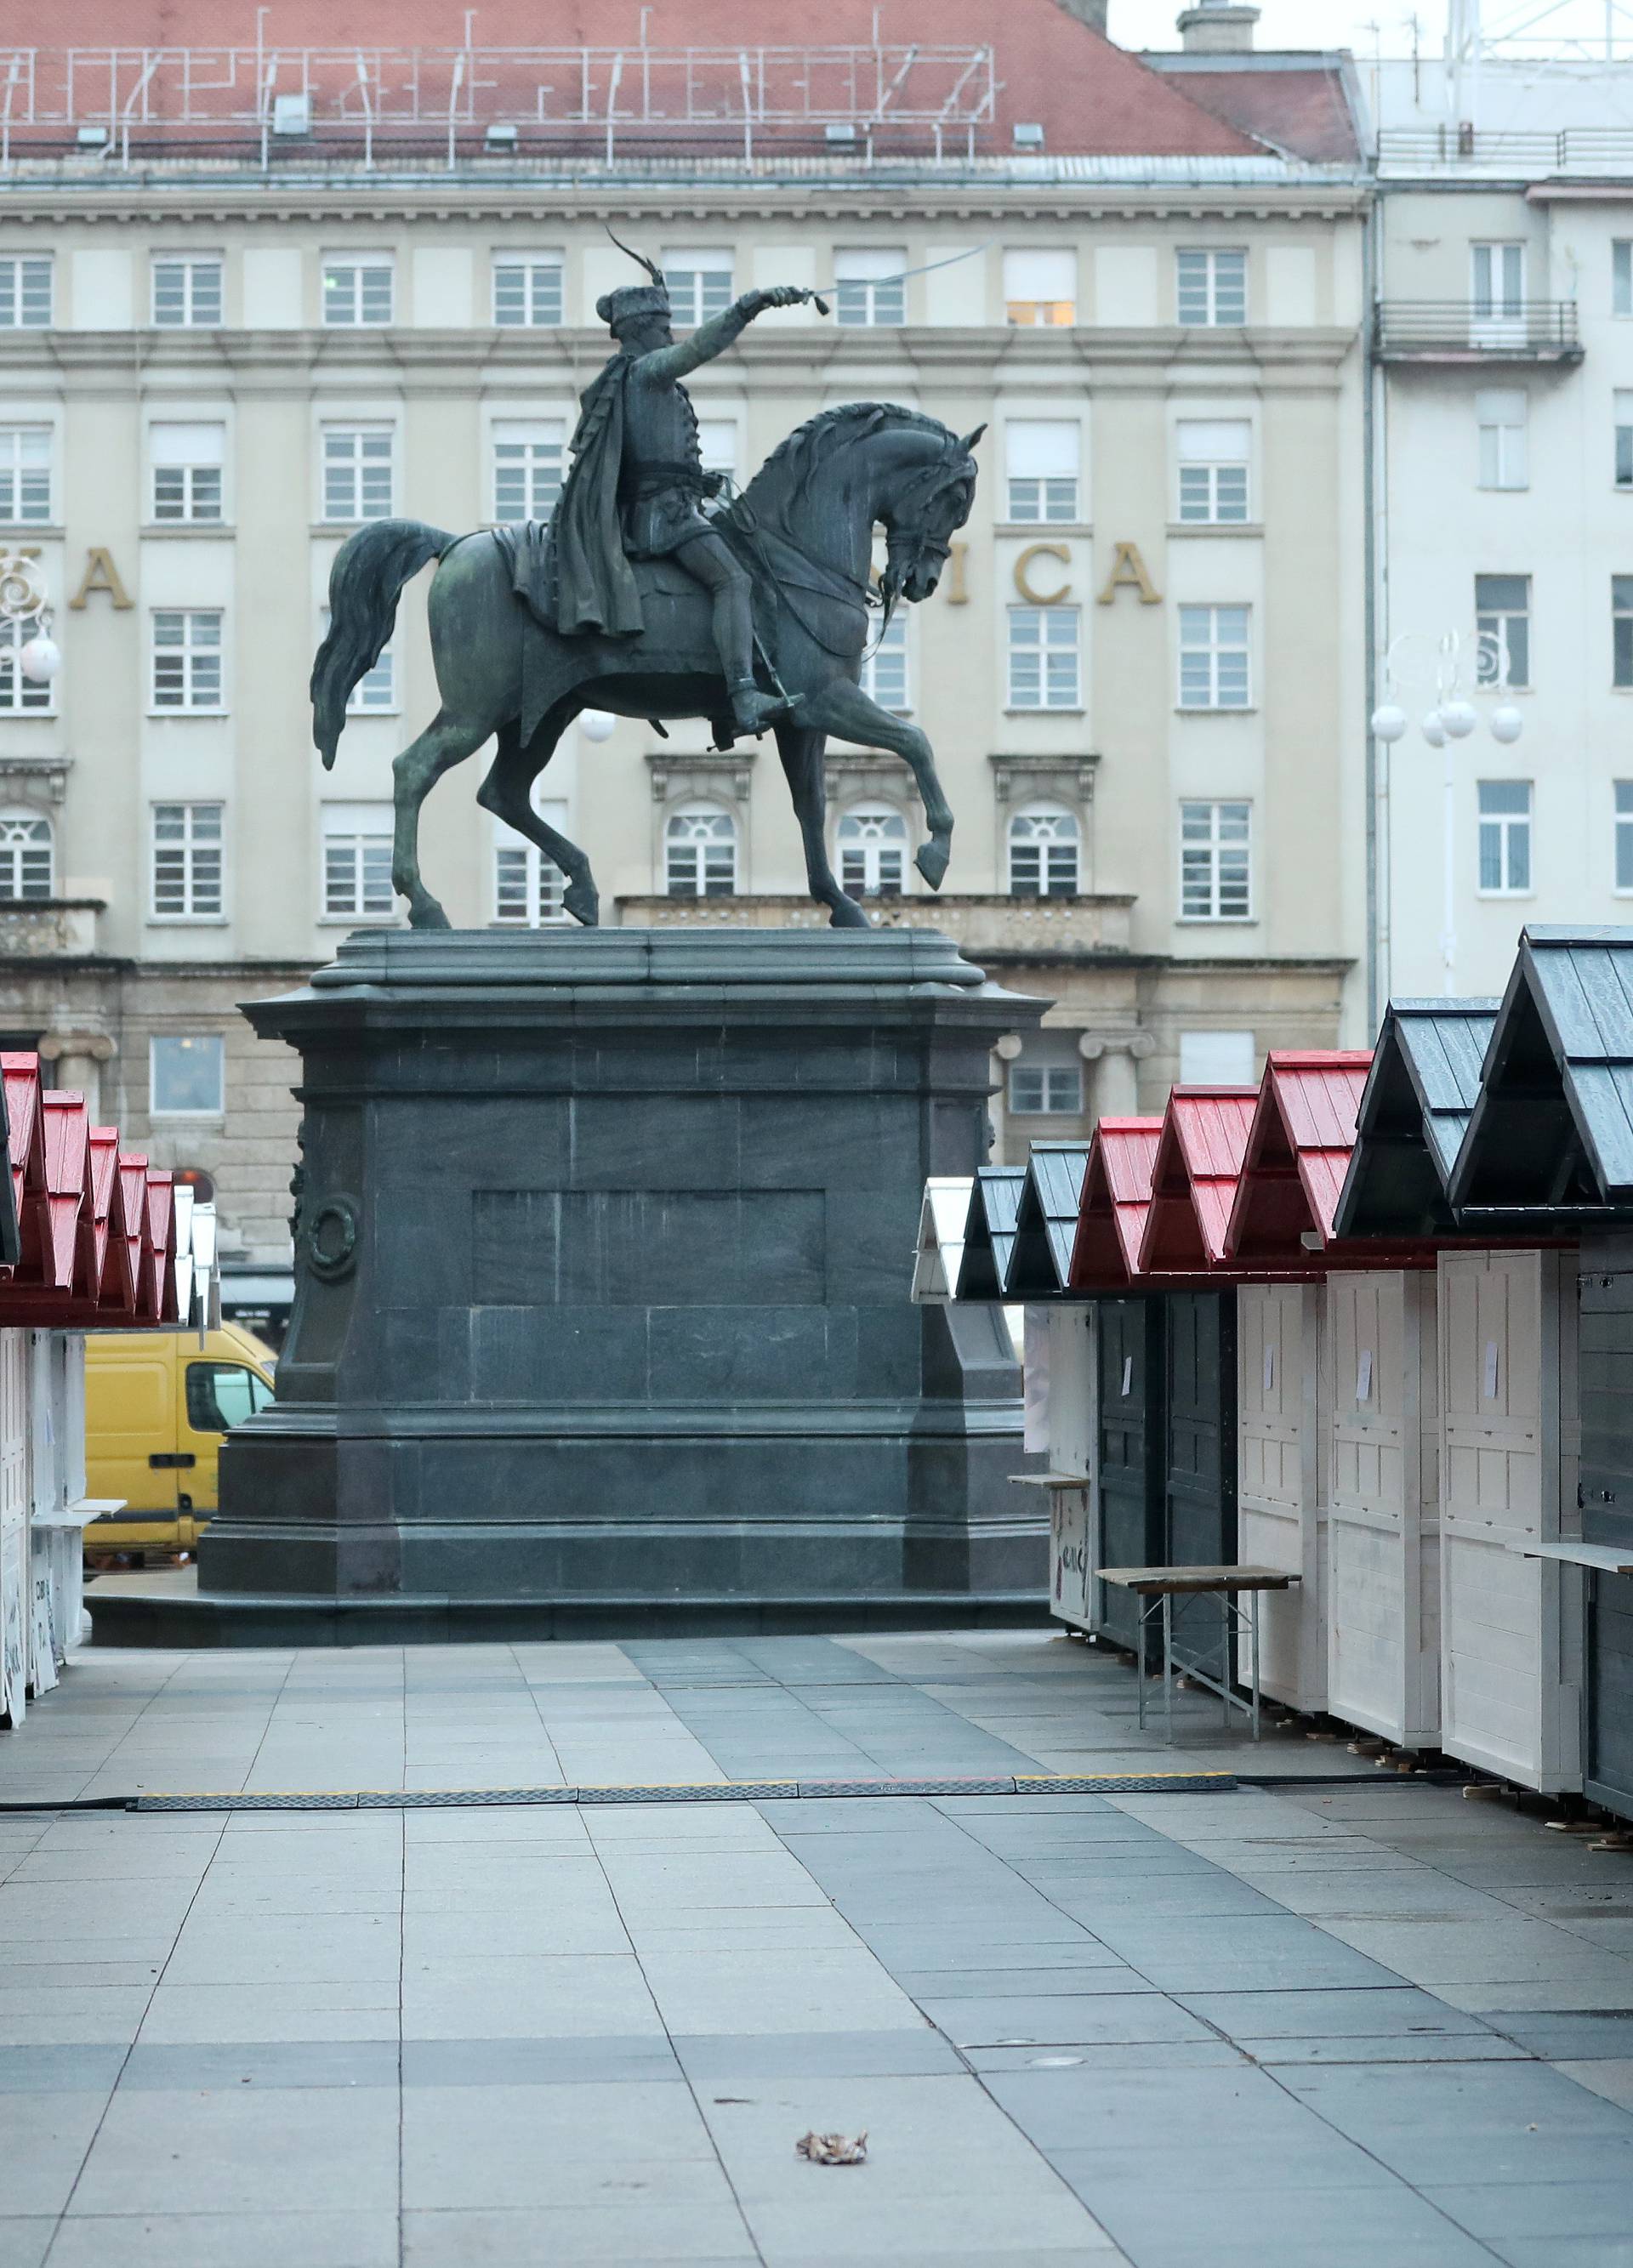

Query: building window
322 256 393 327
1178 605 1251 709
1617 241 1633 318
322 427 394 523
1176 419 1251 523
662 250 732 330
1477 780 1532 894
0 814 53 901
665 805 737 896
151 421 225 523
151 611 224 712
1005 422 1079 522
1009 1040 1084 1117
350 645 395 713
1477 389 1528 491
0 427 51 525
1616 783 1633 890
1618 394 1633 492
1615 578 1633 688
1177 248 1247 327
0 256 51 328
0 620 52 715
322 803 395 919
837 804 908 899
1003 249 1075 327
834 248 906 327
1476 574 1530 689
1472 241 1525 321
493 799 570 928
151 256 222 328
1008 804 1080 897
150 1035 225 1117
1180 1030 1255 1085
151 803 224 919
1007 605 1080 709
492 422 565 523
1180 800 1252 922
492 254 563 327
859 614 909 713
696 420 737 485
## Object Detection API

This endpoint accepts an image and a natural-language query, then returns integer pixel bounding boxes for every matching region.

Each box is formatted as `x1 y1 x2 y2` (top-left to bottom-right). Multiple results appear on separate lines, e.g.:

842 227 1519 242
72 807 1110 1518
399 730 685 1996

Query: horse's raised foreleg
393 708 496 928
799 679 954 891
475 709 600 926
773 721 868 930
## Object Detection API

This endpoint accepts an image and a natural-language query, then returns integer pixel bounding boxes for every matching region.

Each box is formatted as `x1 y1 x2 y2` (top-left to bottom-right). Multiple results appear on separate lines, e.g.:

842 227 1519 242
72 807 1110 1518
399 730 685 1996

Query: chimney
1052 0 1109 32
1176 2 1260 52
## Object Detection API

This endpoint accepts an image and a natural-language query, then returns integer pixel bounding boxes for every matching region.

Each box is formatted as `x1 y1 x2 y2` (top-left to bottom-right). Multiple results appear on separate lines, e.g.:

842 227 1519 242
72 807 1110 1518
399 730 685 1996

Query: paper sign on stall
1483 1339 1499 1400
1356 1350 1373 1404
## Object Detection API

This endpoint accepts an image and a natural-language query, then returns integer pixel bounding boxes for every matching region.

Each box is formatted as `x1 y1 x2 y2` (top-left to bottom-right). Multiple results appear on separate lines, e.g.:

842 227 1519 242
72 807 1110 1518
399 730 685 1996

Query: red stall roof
91 1129 139 1321
38 1093 90 1299
143 1173 178 1325
2 1054 46 1284
1137 1088 1258 1275
0 1055 163 1329
1067 1117 1165 1293
1221 1050 1437 1270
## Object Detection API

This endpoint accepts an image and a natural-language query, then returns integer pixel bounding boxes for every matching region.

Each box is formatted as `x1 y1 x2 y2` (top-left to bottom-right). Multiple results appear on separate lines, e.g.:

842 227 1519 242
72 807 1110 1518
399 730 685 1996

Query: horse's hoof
564 882 600 928
828 898 873 930
408 899 452 930
916 841 950 891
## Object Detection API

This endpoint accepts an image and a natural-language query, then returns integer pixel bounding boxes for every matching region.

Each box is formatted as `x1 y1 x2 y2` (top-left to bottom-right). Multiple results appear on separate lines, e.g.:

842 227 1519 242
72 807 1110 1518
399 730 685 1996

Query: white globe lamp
1420 710 1448 748
1369 702 1408 743
579 709 617 743
1489 705 1523 745
1439 699 1477 740
19 633 60 684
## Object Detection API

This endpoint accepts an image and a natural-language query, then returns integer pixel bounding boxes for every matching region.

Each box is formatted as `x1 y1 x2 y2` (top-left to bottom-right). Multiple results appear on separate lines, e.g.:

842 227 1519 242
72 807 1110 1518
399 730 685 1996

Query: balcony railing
0 899 105 957
1374 300 1583 362
1377 126 1633 179
615 893 1135 956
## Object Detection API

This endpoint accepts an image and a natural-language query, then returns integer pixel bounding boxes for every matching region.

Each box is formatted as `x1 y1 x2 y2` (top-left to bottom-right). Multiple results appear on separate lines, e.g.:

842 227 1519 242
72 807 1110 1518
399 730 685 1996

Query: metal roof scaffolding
1005 1142 1091 1298
952 1166 1026 1303
1333 999 1499 1242
0 39 999 168
1137 1089 1259 1276
1448 926 1633 1225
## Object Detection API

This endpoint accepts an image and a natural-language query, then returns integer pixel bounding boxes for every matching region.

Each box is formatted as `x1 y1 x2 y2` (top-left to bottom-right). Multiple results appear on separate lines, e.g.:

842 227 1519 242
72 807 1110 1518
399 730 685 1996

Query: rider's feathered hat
598 228 670 331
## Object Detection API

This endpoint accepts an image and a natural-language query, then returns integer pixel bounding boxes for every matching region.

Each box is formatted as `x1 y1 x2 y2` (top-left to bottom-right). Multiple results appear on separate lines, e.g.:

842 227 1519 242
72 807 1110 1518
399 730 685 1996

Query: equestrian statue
311 237 983 930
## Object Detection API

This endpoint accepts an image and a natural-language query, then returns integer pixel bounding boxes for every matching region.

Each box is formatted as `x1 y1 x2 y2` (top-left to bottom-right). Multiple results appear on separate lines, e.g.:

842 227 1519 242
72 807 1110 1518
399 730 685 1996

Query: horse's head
879 425 983 607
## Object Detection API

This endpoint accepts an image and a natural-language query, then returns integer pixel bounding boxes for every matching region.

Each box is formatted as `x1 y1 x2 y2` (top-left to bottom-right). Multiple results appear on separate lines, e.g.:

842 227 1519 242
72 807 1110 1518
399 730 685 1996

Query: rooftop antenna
1446 0 1482 128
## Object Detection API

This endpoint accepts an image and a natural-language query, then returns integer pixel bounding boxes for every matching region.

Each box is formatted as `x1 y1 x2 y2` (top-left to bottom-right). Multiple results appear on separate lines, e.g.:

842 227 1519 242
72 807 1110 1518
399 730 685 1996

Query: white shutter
1002 250 1075 303
1176 419 1251 463
150 420 225 467
834 247 906 281
1005 421 1078 479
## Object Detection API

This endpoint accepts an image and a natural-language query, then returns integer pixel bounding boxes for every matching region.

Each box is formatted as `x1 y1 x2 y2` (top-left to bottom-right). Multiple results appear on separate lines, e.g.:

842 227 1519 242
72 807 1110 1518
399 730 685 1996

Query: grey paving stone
43 2211 399 2268
121 2042 401 2090
0 2043 126 2093
1246 2032 1529 2064
136 1981 401 2045
1049 2165 1494 2254
674 2030 965 2082
1493 2241 1633 2267
1485 2011 1633 2059
401 2036 680 2086
1175 1985 1491 2040
1426 2176 1633 2242
920 1994 1212 2049
0 2089 114 2215
70 2083 401 2216
0 2223 52 2268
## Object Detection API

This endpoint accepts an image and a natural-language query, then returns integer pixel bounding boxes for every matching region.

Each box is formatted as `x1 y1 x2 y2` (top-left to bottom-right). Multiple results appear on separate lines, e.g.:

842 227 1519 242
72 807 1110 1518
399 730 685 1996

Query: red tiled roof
1141 57 1361 162
39 1093 91 1299
1224 1051 1374 1264
1138 1088 1258 1274
27 1 1266 160
1067 1117 1165 1292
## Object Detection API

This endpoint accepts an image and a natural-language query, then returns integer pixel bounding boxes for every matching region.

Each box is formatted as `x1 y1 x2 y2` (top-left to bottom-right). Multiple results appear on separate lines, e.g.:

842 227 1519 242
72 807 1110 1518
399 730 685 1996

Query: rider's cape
546 357 645 639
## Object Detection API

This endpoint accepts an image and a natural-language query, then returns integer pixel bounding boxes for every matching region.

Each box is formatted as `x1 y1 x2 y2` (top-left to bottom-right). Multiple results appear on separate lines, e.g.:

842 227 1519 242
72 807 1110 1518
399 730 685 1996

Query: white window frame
1175 420 1251 524
1008 804 1081 898
150 611 225 714
858 614 910 713
149 1034 226 1117
1615 578 1633 691
492 421 566 524
1477 389 1528 492
321 425 395 524
1617 241 1633 321
0 811 53 901
321 255 394 327
1615 782 1633 893
150 421 225 525
151 254 223 329
1008 1042 1084 1117
1471 241 1526 321
1007 605 1081 711
1177 248 1247 327
150 802 225 922
834 249 907 328
1475 574 1530 690
321 802 396 923
1005 422 1080 524
664 804 738 897
0 426 51 526
1180 800 1253 923
1477 778 1533 897
0 256 52 328
837 803 910 900
492 796 571 929
695 420 738 486
1618 392 1633 492
0 619 54 716
1178 605 1251 710
492 253 564 328
662 250 733 332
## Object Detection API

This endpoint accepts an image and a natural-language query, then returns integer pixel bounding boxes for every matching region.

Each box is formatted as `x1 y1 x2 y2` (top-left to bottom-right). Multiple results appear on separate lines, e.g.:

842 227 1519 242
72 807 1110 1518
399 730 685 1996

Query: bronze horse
311 403 982 929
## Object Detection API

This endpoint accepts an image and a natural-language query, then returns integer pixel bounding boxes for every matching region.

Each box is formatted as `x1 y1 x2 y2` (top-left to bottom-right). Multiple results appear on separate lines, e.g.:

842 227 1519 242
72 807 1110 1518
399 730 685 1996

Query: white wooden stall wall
0 1328 29 1725
47 1336 90 1651
1046 1305 1098 1634
27 1331 64 1696
1438 1249 1583 1793
1236 1283 1330 1711
1328 1271 1441 1748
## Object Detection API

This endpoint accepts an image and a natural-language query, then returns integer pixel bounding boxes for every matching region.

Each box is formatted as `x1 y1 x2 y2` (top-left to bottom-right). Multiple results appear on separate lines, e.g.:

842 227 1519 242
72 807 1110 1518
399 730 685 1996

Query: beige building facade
0 14 1368 1318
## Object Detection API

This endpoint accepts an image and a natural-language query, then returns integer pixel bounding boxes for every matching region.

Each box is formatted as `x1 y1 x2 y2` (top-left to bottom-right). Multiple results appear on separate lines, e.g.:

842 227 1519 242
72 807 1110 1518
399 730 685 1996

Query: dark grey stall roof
1333 999 1498 1239
953 1166 1027 1301
1449 928 1633 1223
1004 1141 1091 1297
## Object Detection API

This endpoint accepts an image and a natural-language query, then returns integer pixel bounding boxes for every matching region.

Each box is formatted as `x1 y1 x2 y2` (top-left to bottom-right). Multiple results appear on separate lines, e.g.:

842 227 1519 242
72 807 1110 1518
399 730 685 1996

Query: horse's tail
311 519 453 768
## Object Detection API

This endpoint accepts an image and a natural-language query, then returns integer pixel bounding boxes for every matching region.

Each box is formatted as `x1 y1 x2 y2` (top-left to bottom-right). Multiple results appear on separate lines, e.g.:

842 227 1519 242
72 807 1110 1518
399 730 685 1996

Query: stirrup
730 679 795 732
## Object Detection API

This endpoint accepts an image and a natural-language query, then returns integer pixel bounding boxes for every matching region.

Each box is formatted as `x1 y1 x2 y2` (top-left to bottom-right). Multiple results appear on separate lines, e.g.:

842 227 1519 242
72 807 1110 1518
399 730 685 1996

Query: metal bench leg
1164 1591 1174 1748
1250 1591 1261 1742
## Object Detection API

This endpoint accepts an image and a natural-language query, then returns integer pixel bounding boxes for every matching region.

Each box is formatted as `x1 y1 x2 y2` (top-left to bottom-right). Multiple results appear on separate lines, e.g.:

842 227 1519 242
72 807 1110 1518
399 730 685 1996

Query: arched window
1008 804 1079 899
665 804 737 897
837 804 909 900
0 811 53 901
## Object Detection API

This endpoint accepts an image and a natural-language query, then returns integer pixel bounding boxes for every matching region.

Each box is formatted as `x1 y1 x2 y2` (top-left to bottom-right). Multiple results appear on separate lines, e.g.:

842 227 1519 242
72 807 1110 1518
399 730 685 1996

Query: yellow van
83 1322 277 1559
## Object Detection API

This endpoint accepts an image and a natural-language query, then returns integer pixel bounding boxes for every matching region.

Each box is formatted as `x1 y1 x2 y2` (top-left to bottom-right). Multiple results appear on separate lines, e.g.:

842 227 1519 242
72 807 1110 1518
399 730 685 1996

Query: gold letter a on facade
68 548 133 611
1097 541 1160 606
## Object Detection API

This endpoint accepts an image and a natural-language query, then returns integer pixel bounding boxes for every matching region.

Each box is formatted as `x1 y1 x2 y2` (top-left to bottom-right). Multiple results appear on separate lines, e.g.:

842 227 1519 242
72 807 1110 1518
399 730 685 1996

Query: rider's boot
729 679 794 734
713 571 794 734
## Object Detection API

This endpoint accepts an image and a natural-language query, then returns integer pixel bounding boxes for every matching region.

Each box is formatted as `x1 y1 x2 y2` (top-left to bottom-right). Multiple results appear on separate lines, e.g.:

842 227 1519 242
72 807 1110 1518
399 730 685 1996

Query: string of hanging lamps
0 553 61 690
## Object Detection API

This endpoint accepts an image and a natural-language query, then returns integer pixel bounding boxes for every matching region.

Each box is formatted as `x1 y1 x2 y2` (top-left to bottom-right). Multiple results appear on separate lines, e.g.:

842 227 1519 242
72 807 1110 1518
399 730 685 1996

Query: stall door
1439 1249 1581 1793
1329 1270 1440 1747
1576 1234 1633 1820
1048 1305 1097 1635
1165 1292 1237 1571
1238 1282 1329 1713
1096 1299 1163 1653
0 1329 28 1725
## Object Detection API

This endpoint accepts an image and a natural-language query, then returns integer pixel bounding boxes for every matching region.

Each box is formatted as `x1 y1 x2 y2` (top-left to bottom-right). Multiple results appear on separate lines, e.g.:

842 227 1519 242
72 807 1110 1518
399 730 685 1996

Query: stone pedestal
97 929 1047 1643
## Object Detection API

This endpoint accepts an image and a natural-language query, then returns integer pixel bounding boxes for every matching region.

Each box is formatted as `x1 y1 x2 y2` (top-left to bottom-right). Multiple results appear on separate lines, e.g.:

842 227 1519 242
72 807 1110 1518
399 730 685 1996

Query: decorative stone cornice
988 752 1100 806
0 756 71 807
643 746 756 804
